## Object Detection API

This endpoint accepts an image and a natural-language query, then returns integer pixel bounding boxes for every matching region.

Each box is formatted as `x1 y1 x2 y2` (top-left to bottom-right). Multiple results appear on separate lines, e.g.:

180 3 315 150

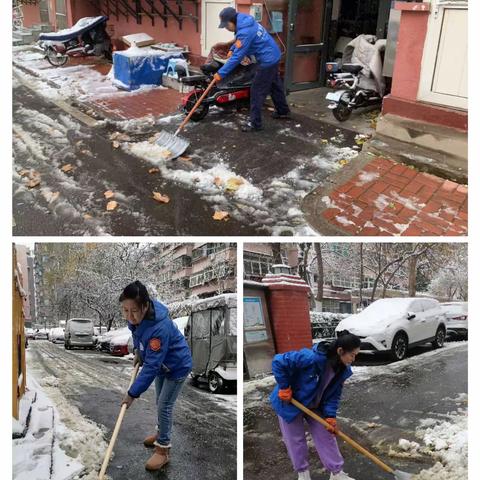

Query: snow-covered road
13 60 361 236
26 340 237 479
244 342 467 480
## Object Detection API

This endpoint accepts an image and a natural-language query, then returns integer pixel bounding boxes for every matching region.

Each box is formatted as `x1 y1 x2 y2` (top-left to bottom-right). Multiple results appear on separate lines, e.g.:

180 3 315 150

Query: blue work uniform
218 13 290 128
270 343 353 423
127 300 192 398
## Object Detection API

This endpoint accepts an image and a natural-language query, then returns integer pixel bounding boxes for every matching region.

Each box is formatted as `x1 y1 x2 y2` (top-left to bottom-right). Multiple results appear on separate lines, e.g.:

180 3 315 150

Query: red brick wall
267 284 312 353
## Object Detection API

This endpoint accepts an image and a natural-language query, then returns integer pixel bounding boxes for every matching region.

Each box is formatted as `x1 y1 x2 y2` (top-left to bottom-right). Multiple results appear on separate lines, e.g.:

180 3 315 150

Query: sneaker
241 121 263 132
330 472 356 480
298 471 312 480
271 111 292 119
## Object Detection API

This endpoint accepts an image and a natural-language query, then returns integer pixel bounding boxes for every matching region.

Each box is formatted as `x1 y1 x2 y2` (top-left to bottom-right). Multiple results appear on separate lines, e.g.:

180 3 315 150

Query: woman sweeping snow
120 281 192 471
270 331 361 480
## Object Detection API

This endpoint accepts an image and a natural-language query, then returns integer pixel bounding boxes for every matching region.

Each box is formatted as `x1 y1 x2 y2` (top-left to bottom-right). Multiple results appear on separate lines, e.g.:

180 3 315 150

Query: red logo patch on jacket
149 338 161 351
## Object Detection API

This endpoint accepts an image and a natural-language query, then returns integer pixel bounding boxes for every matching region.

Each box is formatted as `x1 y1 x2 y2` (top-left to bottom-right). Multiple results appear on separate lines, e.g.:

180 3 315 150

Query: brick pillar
262 274 312 353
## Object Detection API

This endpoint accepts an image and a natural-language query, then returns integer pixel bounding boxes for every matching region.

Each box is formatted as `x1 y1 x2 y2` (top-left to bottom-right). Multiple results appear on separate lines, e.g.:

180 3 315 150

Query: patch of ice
335 215 355 226
374 194 390 211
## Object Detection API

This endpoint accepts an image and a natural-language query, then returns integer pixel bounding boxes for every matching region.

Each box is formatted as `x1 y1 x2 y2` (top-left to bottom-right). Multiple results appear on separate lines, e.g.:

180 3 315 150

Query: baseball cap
219 7 237 28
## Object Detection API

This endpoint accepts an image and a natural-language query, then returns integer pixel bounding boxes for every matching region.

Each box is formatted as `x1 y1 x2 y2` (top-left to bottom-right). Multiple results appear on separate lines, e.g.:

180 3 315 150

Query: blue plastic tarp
113 48 184 91
39 16 108 42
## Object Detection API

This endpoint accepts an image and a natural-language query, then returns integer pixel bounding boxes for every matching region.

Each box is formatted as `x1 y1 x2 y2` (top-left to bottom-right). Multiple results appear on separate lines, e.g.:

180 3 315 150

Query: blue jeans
250 62 290 128
154 375 187 447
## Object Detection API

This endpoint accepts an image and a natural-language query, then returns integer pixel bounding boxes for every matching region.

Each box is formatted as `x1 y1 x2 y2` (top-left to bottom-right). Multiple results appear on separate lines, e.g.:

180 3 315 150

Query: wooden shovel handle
291 398 394 474
174 77 217 136
98 363 140 479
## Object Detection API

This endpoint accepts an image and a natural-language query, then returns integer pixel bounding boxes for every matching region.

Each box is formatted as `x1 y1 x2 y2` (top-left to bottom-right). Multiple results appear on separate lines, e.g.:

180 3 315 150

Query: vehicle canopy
186 294 237 377
39 16 108 42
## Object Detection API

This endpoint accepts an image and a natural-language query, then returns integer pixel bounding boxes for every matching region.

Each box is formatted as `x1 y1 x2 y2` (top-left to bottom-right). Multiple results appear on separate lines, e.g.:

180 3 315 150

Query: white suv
440 302 468 339
335 297 447 361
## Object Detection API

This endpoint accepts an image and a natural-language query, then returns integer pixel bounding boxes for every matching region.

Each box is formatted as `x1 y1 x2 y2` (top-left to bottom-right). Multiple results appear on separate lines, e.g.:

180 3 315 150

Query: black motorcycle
176 60 257 121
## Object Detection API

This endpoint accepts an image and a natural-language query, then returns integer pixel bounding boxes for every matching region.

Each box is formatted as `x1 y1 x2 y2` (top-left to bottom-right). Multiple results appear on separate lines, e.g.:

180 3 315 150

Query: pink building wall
383 2 467 131
21 4 42 28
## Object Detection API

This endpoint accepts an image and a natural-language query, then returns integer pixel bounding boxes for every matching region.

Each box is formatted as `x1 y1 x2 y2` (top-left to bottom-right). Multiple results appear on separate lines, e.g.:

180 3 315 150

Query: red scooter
178 60 256 121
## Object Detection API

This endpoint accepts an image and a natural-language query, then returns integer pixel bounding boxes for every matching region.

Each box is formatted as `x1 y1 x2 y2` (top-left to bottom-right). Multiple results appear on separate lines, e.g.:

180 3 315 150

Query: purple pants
278 414 344 474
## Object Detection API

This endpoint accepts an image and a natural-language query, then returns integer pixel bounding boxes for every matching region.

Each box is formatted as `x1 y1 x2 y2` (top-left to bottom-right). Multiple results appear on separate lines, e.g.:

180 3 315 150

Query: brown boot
145 445 170 471
143 434 157 448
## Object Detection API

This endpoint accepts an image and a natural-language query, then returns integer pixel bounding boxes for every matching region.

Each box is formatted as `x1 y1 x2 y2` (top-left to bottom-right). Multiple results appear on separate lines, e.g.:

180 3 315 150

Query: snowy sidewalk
302 155 468 236
13 46 183 121
13 375 84 480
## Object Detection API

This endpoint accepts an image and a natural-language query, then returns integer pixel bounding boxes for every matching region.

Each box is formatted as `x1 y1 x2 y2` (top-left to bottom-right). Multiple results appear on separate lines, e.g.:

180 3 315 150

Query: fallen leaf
338 159 350 167
83 213 93 220
160 149 172 159
27 178 41 188
388 202 396 209
213 211 229 221
152 192 170 204
18 169 30 177
179 155 191 162
148 168 160 174
112 141 120 149
104 190 115 199
43 191 60 203
225 177 244 192
213 177 223 187
61 164 74 173
321 139 329 144
106 201 118 211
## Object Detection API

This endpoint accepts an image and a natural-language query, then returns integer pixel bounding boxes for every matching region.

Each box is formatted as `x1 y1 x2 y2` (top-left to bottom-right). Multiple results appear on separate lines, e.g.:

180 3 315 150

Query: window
244 252 273 279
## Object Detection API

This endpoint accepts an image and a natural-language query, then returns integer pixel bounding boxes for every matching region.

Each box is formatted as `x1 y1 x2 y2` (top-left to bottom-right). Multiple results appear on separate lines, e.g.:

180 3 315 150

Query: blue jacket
270 343 353 423
218 13 281 79
127 300 192 398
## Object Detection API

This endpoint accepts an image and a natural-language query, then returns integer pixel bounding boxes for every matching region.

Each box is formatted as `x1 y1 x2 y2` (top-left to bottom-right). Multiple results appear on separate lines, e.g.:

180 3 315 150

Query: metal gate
285 0 333 92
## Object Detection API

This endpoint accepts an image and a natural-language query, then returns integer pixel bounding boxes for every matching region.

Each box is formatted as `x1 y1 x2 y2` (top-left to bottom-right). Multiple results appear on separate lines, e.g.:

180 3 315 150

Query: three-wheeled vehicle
185 294 237 393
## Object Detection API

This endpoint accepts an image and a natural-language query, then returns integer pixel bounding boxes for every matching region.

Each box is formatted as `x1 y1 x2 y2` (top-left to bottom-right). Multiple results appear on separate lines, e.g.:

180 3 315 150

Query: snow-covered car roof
110 331 132 346
98 326 129 342
191 293 237 312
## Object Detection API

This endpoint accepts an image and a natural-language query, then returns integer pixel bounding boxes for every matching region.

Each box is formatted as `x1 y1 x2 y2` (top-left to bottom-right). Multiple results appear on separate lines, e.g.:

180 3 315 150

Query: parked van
185 294 237 393
64 318 95 350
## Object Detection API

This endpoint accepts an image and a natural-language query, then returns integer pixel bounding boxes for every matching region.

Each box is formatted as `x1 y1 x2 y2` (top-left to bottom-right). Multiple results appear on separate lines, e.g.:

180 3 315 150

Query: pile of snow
413 409 467 480
13 374 108 480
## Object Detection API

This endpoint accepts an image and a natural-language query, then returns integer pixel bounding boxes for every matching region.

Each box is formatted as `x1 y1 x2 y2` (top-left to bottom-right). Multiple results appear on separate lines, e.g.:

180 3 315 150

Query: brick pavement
320 157 468 236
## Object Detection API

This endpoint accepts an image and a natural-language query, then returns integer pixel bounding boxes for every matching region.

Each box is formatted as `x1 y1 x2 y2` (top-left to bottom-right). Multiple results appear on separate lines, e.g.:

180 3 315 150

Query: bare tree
314 243 324 309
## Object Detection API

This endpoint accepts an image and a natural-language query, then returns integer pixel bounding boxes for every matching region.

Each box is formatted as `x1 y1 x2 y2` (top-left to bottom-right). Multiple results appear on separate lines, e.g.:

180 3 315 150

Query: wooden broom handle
291 398 394 474
174 77 217 136
98 363 141 479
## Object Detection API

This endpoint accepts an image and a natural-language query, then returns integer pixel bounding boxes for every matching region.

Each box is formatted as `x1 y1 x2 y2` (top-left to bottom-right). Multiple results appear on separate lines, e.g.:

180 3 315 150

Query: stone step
14 31 35 44
13 38 23 47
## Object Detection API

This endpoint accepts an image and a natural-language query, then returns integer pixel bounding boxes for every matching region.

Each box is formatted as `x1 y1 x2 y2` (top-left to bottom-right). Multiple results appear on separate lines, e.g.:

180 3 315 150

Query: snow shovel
98 363 140 480
156 77 217 159
291 398 412 480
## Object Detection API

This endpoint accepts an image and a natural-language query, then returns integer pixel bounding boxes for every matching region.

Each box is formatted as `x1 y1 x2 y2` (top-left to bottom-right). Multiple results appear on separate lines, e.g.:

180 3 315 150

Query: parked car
185 294 237 393
33 328 49 340
49 327 65 344
97 327 130 353
93 326 108 345
335 297 447 361
64 318 95 350
25 328 35 340
440 302 468 339
109 328 132 356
